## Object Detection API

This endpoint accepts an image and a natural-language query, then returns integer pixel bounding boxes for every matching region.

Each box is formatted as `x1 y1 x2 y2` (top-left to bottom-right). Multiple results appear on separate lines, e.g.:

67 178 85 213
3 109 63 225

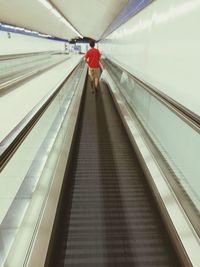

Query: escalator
47 76 181 266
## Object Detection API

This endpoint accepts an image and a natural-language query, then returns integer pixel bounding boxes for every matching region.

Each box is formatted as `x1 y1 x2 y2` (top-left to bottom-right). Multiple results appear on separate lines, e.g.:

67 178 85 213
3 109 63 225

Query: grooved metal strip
50 79 181 267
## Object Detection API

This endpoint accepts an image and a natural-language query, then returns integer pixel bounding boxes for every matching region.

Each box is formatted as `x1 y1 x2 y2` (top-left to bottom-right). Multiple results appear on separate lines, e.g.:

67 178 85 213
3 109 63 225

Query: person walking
84 40 101 93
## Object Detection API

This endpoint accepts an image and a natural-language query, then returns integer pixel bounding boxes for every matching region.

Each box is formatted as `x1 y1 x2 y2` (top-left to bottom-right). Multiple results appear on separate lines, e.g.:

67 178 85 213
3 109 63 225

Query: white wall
78 43 89 54
0 30 66 55
100 0 200 116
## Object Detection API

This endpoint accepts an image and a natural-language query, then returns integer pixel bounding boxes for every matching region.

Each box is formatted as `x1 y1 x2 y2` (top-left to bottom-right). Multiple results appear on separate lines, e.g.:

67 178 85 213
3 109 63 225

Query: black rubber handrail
0 51 56 61
102 58 200 131
0 57 69 95
0 60 82 172
102 58 200 238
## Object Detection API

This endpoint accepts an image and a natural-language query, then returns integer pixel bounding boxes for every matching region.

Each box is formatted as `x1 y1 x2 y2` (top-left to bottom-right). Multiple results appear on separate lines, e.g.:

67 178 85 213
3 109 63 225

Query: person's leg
94 77 99 88
94 68 100 90
90 77 95 91
89 68 95 92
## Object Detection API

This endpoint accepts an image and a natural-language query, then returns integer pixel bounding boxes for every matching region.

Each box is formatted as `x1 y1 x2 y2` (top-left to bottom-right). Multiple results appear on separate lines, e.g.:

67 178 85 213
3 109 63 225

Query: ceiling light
38 0 83 38
51 8 62 18
38 0 52 10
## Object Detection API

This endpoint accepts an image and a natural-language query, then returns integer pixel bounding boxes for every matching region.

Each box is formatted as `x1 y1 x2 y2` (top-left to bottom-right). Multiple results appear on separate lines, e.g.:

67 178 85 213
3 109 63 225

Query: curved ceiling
0 0 129 40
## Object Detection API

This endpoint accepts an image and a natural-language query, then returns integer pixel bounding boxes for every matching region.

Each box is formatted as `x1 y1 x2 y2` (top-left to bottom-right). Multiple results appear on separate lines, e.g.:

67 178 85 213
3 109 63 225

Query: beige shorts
89 67 100 79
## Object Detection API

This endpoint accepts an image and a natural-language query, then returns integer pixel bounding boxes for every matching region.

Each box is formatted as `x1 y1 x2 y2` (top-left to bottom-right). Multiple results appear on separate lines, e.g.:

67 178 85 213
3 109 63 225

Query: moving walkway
1 59 200 266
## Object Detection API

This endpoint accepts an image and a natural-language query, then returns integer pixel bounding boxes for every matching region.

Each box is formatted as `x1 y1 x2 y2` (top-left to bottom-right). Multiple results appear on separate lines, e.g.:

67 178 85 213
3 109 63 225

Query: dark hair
89 40 95 48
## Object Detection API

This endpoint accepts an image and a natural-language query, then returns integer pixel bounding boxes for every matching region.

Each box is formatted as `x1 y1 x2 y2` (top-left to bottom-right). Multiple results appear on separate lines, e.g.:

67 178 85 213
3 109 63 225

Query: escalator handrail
0 56 69 92
0 60 82 172
0 50 56 61
102 58 200 132
102 58 200 245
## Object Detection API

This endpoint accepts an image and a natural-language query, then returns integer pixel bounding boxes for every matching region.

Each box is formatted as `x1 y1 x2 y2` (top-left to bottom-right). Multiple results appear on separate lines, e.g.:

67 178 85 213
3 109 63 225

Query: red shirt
85 48 101 68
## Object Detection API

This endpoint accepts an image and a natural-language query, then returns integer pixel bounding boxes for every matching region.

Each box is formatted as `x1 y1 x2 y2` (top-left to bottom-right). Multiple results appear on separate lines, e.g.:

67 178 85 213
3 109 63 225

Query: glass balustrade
0 62 85 266
0 52 67 81
104 59 200 214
